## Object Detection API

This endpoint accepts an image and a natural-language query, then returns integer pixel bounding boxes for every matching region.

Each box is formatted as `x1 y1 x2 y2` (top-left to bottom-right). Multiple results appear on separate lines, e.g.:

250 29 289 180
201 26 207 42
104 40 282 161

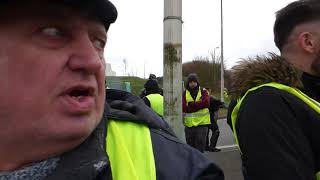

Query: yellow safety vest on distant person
146 94 164 116
183 88 211 127
231 82 320 180
106 120 156 180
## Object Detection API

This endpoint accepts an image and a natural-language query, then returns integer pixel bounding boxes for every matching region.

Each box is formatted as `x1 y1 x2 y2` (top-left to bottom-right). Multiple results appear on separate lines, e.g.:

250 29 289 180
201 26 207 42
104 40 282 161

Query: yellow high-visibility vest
184 88 211 127
231 82 320 180
146 94 164 116
106 120 156 180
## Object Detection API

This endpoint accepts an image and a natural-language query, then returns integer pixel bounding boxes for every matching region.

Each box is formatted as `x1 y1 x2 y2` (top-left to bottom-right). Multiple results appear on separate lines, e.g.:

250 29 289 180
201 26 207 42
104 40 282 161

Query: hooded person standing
140 74 163 98
206 89 224 152
143 79 164 116
183 73 211 153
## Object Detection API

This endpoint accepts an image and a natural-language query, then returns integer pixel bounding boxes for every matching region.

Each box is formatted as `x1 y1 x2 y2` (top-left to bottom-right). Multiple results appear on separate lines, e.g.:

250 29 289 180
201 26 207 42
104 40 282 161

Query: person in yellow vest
140 74 163 98
228 1 320 179
0 1 225 179
183 73 211 153
143 79 164 116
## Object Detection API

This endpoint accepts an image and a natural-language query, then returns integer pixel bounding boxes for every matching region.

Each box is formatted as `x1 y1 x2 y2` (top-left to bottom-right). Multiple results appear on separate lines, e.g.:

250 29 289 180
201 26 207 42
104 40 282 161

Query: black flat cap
1 0 118 29
61 0 118 28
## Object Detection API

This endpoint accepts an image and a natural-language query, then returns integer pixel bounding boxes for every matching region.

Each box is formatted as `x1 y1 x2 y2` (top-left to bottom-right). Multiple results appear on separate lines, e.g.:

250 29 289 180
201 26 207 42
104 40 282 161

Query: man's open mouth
65 86 95 99
59 85 97 113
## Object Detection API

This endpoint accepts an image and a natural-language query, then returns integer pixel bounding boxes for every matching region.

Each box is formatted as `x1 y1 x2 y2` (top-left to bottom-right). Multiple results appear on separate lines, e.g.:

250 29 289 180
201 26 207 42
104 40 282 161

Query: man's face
188 81 198 89
0 2 107 146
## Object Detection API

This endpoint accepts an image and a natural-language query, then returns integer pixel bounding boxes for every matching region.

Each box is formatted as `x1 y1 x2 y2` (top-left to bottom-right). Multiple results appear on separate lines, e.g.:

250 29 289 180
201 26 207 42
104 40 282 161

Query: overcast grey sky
105 0 294 77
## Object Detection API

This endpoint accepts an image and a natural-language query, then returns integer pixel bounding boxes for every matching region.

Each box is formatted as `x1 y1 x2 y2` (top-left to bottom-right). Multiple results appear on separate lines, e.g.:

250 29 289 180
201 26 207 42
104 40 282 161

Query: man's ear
298 32 318 53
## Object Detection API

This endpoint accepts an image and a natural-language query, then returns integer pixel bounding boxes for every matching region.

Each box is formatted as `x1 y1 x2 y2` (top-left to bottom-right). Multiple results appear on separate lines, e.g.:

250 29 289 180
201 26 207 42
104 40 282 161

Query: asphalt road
205 119 244 180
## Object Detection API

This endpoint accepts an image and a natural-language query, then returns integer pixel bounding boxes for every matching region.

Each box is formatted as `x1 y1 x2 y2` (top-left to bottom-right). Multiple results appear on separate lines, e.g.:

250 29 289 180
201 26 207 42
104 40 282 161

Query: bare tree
182 52 230 95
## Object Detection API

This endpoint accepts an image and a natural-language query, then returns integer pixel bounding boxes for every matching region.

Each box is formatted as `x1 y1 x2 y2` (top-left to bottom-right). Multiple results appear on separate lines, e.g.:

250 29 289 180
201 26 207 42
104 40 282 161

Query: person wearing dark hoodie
140 74 163 98
183 73 211 153
229 1 320 179
142 79 164 116
206 93 224 152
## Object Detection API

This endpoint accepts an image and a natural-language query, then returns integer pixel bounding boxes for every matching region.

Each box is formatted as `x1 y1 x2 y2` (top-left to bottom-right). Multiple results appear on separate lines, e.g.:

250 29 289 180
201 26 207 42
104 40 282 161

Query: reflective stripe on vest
106 120 156 180
231 82 320 179
184 88 210 127
146 94 164 116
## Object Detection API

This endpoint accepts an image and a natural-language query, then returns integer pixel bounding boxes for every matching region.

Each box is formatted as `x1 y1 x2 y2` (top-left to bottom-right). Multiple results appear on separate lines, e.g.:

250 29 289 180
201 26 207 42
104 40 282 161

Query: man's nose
67 35 103 75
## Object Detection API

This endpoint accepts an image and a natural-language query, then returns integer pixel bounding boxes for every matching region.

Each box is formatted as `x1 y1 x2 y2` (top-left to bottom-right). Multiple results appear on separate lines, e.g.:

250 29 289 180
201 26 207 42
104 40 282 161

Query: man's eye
41 27 64 37
92 39 106 50
32 26 69 49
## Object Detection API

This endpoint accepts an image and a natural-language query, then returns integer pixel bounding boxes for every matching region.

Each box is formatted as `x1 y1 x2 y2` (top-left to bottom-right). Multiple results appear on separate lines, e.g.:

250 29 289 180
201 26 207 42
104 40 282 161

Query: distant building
105 63 116 76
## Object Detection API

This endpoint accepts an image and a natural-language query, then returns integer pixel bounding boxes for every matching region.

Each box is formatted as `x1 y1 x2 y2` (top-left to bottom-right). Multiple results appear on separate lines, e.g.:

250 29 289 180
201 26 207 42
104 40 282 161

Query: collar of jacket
230 53 303 99
302 72 320 101
105 89 175 136
186 86 200 100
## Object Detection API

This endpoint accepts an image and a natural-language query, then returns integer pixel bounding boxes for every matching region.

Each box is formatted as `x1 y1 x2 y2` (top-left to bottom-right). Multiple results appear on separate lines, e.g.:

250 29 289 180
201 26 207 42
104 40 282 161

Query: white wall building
105 63 116 76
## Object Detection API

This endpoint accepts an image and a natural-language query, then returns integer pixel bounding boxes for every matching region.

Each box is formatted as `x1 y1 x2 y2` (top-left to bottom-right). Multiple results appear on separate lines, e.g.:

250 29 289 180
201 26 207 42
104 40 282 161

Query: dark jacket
226 99 237 129
229 54 320 180
208 96 224 124
209 96 224 113
47 89 224 180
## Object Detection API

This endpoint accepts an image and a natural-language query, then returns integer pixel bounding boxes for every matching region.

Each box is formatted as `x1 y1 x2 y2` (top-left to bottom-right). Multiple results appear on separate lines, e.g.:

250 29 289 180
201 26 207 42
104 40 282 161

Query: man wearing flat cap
0 0 224 179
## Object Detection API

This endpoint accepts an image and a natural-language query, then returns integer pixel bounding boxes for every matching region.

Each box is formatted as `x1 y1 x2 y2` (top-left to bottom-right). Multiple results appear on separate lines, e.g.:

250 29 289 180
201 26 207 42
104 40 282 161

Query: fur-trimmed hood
230 53 303 99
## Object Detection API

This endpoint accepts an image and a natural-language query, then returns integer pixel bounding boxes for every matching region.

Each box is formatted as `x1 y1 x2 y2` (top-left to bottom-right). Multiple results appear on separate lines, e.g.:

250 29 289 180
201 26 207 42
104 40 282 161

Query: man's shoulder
243 86 309 107
239 87 290 113
237 86 315 127
236 87 297 139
